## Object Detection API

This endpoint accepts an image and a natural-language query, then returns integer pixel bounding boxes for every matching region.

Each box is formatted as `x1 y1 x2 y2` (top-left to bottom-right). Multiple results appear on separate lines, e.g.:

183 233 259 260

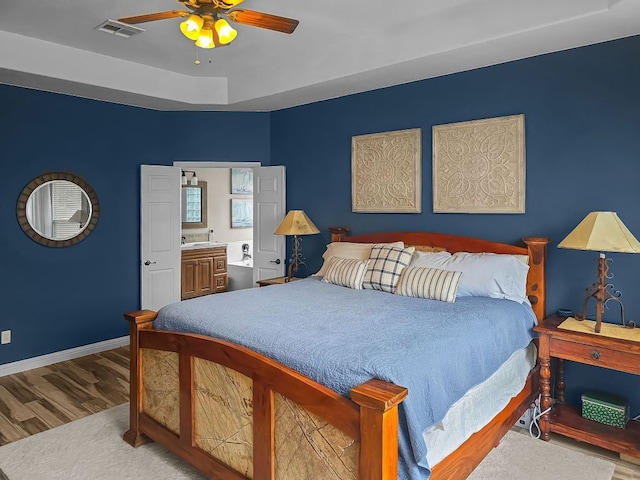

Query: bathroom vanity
181 243 227 300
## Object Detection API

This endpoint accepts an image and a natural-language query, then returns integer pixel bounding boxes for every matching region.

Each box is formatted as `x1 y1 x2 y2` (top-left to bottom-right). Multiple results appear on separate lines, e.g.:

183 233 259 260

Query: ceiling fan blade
227 9 299 34
118 10 190 25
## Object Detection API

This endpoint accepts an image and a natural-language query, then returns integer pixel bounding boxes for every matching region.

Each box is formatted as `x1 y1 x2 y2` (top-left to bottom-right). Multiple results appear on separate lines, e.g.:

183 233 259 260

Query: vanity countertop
181 242 228 250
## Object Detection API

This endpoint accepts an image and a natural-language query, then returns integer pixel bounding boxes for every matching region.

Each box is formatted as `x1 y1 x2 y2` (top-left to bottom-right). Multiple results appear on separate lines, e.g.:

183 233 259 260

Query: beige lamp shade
274 210 320 236
558 211 640 253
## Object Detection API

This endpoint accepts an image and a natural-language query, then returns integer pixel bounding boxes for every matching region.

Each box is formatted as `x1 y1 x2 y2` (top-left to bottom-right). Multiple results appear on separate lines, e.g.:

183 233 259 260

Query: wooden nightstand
256 276 302 287
534 314 640 458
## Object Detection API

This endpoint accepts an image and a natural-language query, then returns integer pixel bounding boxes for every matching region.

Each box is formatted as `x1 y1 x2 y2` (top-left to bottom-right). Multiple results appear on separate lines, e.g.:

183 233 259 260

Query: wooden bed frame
123 230 549 480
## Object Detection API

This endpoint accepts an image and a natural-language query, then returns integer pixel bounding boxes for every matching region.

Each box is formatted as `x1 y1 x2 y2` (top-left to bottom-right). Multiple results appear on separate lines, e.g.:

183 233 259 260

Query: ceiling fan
118 0 299 49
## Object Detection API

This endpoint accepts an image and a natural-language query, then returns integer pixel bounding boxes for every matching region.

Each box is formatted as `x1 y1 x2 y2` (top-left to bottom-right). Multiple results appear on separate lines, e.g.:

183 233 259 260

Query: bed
123 229 549 480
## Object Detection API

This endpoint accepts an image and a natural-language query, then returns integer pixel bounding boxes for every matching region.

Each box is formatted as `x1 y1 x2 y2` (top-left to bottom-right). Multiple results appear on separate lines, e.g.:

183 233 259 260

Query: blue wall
272 35 640 414
0 87 270 364
1 35 638 416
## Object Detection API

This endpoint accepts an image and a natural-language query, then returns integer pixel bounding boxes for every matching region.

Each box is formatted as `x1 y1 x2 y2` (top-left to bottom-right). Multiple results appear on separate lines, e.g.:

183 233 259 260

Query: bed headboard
328 227 549 322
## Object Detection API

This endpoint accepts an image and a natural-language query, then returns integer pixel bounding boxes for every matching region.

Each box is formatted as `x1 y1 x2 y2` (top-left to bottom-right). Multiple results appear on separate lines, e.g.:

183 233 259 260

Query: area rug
0 404 615 480
468 429 615 480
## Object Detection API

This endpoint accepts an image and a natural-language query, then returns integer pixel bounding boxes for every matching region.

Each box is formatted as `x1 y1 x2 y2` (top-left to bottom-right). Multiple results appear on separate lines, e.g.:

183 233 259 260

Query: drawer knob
591 350 600 360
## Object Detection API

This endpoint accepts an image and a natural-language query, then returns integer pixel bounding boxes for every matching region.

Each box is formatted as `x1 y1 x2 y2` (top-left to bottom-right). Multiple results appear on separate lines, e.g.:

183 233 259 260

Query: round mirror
17 172 100 247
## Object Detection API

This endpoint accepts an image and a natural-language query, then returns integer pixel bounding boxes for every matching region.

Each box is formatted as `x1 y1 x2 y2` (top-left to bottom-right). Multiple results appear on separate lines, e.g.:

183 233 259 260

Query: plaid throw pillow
321 257 369 290
395 266 462 303
362 245 415 293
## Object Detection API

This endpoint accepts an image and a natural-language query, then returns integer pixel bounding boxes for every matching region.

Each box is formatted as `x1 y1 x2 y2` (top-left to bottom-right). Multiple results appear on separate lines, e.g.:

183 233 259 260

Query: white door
253 166 286 282
141 165 181 311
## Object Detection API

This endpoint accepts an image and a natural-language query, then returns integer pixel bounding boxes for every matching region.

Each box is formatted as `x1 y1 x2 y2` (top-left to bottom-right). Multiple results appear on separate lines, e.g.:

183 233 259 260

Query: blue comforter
156 277 536 479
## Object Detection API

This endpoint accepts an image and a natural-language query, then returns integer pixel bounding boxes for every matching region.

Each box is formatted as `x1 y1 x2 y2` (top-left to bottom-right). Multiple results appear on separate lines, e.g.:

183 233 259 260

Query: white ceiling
0 0 638 111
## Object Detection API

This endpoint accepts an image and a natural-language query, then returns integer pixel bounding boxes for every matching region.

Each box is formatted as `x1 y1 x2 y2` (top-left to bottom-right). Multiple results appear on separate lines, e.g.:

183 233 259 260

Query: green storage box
581 391 629 429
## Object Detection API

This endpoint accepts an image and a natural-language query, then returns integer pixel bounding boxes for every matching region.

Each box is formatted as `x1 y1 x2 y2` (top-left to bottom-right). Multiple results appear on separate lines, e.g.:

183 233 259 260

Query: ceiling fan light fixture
195 27 215 48
118 2 300 54
180 14 203 40
214 18 237 45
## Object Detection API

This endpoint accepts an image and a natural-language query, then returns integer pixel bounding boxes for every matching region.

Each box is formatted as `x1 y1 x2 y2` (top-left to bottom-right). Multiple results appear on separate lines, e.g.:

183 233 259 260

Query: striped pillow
321 257 370 290
395 266 462 303
362 245 415 293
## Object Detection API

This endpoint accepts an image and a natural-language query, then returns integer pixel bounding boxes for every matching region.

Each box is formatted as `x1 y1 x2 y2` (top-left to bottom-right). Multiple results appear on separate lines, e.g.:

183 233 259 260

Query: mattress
424 342 537 468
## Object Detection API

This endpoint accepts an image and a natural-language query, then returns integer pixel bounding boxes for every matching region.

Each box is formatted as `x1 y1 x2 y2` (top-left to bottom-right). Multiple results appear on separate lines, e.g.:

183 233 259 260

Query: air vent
95 19 145 38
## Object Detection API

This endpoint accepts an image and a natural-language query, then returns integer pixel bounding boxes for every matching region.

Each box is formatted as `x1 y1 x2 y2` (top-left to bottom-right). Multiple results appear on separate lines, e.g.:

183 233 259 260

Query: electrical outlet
1 330 11 345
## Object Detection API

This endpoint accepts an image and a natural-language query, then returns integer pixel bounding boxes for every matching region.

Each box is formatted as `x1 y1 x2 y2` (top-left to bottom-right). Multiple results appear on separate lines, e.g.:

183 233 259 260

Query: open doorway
173 161 285 292
140 164 285 311
175 161 259 291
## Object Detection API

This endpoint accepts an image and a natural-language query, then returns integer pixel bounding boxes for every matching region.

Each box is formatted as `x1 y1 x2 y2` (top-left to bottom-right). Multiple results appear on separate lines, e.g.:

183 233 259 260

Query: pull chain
194 45 201 65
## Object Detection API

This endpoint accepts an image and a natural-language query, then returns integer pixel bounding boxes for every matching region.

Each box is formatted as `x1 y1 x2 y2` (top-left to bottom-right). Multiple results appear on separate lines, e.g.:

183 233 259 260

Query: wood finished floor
0 346 129 446
0 346 637 479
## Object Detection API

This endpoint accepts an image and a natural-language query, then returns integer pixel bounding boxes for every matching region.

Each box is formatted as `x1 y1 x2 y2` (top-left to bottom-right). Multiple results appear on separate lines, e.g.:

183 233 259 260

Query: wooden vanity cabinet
181 246 227 300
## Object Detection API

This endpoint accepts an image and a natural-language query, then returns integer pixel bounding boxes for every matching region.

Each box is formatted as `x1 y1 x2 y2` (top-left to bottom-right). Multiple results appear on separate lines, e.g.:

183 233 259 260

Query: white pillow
395 267 462 303
321 257 369 290
362 245 415 293
409 250 452 267
452 252 530 266
315 241 404 276
411 251 530 303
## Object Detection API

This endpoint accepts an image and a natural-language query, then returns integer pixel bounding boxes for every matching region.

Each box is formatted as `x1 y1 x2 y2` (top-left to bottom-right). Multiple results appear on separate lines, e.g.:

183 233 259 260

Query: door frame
174 161 262 169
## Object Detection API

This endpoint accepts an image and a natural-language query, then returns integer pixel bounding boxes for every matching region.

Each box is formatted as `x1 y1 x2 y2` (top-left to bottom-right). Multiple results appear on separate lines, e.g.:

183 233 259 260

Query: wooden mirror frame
181 181 208 230
16 172 100 248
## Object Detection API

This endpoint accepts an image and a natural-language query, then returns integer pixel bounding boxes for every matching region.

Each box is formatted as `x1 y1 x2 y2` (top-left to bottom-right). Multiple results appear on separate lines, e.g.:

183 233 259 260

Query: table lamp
274 210 320 281
558 211 640 332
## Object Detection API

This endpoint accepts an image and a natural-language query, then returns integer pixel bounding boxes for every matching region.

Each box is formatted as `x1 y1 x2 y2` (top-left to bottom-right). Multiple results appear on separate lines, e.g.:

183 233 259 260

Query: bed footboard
123 310 408 480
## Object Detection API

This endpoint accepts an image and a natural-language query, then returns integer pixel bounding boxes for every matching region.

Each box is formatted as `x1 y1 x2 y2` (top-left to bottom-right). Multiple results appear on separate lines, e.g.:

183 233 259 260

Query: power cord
529 394 552 439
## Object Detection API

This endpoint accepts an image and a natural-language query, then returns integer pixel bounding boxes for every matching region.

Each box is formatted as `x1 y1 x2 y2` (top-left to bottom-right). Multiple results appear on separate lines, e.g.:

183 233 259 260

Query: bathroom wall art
231 198 253 228
231 168 253 194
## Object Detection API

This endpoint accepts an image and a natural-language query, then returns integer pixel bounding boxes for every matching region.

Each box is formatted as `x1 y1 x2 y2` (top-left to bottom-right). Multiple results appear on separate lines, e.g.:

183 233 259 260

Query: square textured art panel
433 114 525 213
352 128 421 213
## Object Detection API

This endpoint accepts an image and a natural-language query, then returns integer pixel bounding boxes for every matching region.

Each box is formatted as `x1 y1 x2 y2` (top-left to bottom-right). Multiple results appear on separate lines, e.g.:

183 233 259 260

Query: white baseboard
0 336 129 377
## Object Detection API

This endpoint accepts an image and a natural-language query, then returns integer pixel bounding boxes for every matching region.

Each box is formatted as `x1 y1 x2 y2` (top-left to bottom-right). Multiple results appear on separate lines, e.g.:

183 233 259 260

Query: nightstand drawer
550 338 640 374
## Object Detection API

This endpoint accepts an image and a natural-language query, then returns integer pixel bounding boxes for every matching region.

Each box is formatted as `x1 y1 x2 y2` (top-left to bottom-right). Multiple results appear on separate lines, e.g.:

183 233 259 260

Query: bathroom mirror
17 172 100 247
181 181 207 229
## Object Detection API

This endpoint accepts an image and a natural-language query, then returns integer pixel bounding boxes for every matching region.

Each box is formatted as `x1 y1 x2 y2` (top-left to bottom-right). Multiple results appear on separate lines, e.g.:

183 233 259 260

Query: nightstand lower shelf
550 403 640 458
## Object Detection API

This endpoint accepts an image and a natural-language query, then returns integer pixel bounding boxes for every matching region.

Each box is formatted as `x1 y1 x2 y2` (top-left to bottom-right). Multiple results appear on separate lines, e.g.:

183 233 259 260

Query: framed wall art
231 199 253 228
231 168 253 194
351 128 421 213
432 114 525 214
